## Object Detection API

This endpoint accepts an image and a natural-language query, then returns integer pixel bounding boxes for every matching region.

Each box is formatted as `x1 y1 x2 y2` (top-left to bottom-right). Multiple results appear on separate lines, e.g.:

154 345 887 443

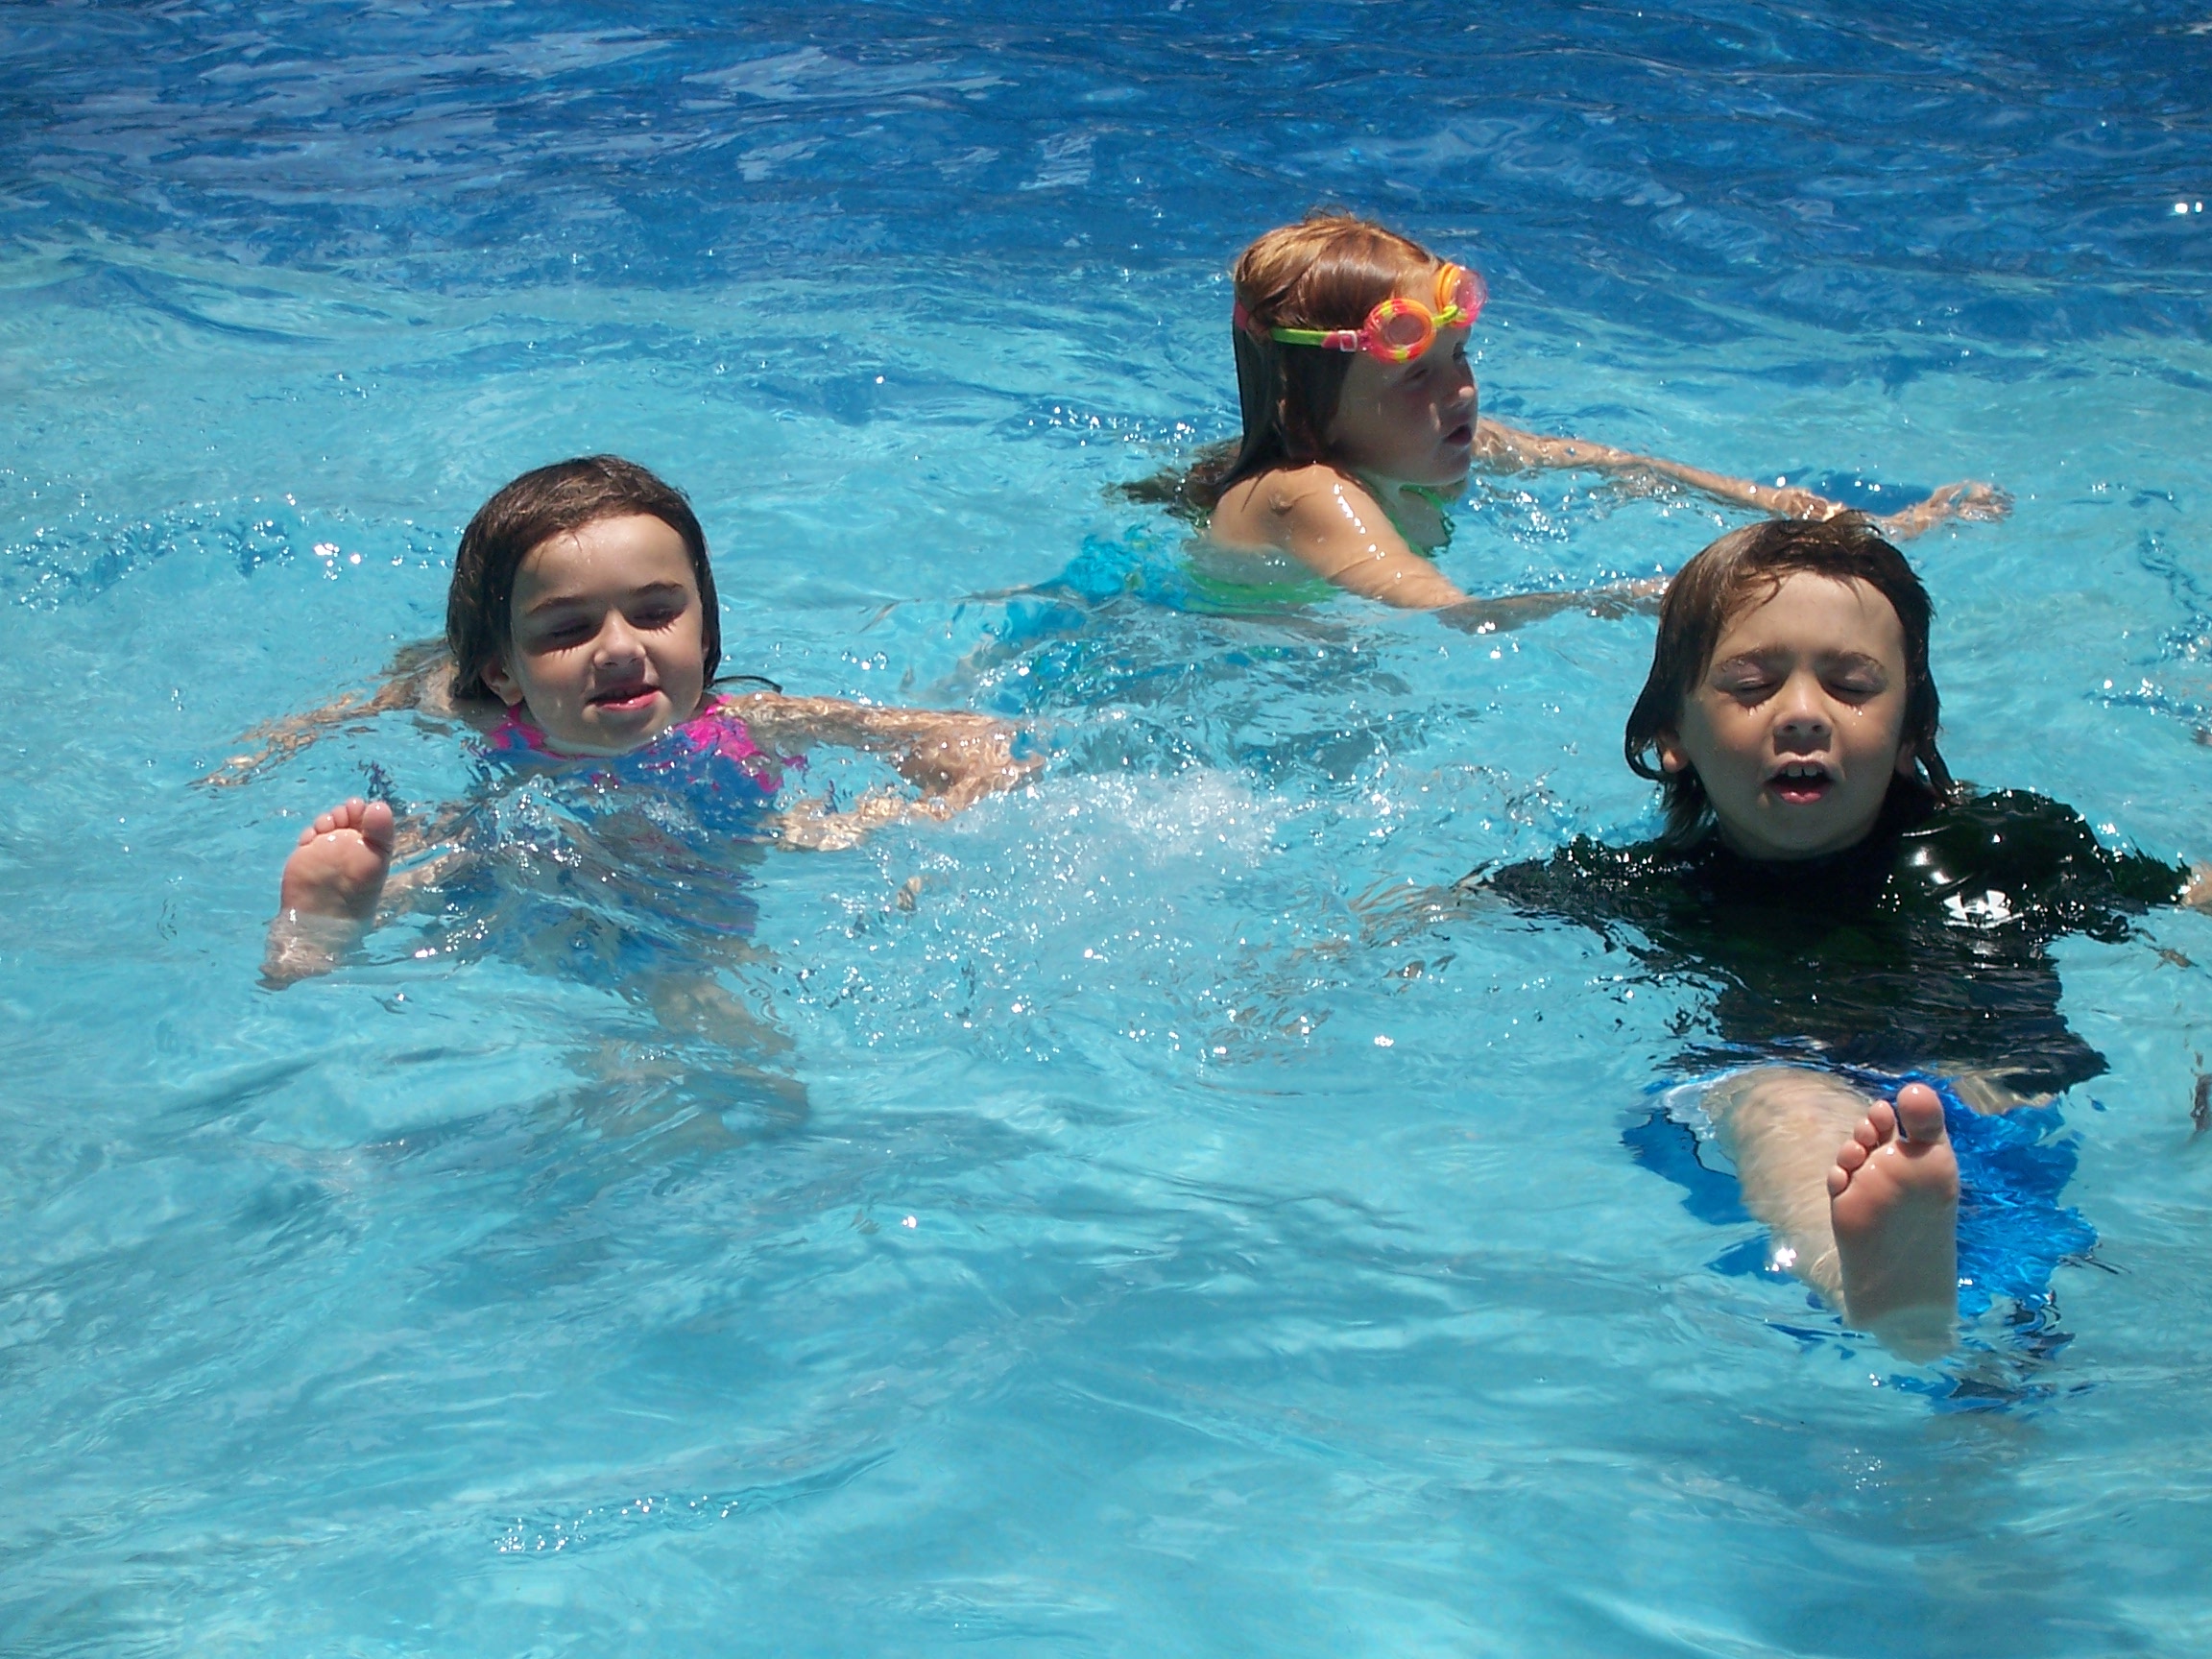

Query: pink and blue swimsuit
481 693 786 832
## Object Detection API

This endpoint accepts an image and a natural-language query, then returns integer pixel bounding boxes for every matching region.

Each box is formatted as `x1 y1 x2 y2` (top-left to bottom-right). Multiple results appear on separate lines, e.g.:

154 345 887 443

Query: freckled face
1323 315 1478 489
484 514 708 756
1659 572 1919 861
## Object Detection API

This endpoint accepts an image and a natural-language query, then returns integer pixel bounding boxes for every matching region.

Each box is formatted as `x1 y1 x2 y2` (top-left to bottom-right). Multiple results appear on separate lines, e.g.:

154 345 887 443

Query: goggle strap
1246 264 1488 357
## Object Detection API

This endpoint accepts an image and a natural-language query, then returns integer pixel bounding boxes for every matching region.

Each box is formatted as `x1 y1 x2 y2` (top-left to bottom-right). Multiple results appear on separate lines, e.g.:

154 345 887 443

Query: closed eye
1821 654 1888 698
1712 670 1778 701
531 617 596 648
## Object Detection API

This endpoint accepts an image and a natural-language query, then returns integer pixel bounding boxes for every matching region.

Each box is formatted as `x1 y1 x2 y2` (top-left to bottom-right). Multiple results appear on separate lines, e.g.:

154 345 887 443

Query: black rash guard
1477 785 2188 1095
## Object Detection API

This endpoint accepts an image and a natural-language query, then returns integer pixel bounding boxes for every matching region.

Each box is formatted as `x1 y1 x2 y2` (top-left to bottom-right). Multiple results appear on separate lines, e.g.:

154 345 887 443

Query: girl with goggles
1162 212 2008 624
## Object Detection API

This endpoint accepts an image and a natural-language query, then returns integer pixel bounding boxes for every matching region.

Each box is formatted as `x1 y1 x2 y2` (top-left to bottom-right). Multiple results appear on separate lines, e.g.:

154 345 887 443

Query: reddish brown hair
1625 516 1954 844
1162 212 1449 515
445 456 721 702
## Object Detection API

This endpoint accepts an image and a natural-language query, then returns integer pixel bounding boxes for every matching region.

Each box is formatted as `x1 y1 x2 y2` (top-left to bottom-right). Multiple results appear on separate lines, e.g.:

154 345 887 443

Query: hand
885 718 1043 809
774 791 910 852
1583 575 1670 618
1438 575 1667 634
1876 480 2013 541
1773 486 1847 520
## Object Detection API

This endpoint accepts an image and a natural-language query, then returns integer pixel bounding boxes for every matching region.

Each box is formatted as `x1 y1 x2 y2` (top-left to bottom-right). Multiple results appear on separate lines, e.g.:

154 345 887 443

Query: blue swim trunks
1626 1068 2096 1321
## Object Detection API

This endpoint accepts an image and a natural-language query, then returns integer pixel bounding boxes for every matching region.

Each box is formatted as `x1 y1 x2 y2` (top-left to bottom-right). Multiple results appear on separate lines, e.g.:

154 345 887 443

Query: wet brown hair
1127 211 1449 517
445 455 721 702
1624 515 1954 845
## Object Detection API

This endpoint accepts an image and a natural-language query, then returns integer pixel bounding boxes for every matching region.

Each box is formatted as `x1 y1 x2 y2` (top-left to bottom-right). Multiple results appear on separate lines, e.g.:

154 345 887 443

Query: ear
1654 729 1692 776
482 655 526 709
1894 736 1918 780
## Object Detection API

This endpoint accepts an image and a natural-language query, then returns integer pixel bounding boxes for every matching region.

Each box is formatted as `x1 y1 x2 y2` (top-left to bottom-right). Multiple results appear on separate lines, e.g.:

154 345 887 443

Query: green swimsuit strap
1382 482 1455 553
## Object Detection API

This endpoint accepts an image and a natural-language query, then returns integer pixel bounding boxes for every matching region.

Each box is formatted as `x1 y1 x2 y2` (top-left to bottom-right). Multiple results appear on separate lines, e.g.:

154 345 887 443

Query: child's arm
1474 419 2010 542
728 695 1042 843
1218 468 1473 608
1438 577 1669 636
1214 467 1666 626
203 641 462 788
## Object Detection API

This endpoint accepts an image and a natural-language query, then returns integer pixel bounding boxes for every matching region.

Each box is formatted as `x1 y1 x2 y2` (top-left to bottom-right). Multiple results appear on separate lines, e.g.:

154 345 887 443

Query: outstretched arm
1212 466 1662 627
203 640 461 788
1474 418 2009 543
1438 576 1668 636
728 694 1042 850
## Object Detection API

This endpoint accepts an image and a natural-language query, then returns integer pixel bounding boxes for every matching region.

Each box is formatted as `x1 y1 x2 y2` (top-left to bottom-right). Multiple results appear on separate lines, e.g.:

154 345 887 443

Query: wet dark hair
1624 515 1955 845
1123 211 1446 517
445 455 721 702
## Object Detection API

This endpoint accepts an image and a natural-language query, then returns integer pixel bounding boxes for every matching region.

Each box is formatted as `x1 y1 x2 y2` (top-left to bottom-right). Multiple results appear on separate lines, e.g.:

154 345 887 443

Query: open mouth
589 683 661 713
1767 760 1834 805
1443 421 1474 447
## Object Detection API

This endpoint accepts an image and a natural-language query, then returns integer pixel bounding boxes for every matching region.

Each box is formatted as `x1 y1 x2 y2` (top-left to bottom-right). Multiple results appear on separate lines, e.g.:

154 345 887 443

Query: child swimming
267 455 1037 980
1466 517 2205 1356
1184 213 2008 618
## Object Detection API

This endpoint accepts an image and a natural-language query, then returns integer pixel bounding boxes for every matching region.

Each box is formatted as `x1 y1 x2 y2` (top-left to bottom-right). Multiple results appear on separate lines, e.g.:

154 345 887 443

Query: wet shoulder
1207 463 1382 553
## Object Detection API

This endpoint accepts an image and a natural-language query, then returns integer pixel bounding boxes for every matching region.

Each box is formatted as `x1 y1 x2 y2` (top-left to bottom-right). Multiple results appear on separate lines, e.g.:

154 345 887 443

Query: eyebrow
521 580 690 618
1709 649 1888 675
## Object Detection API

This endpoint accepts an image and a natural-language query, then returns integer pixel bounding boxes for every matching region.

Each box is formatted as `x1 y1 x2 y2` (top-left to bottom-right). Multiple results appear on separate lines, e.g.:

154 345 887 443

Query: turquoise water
5 4 2212 1652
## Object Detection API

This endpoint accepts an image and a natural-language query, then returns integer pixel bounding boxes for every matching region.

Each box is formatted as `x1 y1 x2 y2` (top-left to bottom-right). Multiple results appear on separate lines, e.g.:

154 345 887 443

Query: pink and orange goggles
1238 262 1488 365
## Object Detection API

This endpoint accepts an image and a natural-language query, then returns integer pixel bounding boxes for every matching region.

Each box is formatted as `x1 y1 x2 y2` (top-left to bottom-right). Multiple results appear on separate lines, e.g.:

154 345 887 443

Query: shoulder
1476 834 1693 908
1910 787 2187 921
1208 464 1380 549
1911 788 2104 867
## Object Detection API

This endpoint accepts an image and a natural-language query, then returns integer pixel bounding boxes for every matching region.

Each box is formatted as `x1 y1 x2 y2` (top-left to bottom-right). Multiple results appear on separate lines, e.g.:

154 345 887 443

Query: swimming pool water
5 4 2212 1653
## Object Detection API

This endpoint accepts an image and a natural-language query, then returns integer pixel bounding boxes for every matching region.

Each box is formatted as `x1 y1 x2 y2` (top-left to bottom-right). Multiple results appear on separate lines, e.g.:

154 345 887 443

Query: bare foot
278 797 396 921
1828 1083 1959 1355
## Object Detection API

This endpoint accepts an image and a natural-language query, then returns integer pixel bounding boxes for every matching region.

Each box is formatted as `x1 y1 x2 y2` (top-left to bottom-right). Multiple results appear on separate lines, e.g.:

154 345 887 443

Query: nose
1772 672 1832 747
592 613 645 664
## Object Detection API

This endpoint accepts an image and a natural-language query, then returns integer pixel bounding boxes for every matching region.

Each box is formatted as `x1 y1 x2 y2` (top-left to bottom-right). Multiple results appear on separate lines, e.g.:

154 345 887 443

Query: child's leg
1702 1066 1958 1357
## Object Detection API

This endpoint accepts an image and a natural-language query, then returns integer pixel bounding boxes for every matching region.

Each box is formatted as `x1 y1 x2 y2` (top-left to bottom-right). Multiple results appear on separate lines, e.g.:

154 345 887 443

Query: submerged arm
203 640 459 788
1474 418 2009 543
729 694 1042 850
1220 468 1661 629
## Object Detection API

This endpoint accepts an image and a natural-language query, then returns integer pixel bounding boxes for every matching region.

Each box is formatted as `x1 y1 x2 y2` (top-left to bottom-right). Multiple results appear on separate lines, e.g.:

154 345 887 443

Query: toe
1893 1083 1946 1143
360 799 397 855
1863 1098 1897 1144
1835 1136 1869 1174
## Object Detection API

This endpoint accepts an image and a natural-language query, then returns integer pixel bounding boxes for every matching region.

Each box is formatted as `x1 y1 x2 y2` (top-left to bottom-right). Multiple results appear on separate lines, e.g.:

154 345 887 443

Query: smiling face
1657 571 1918 861
482 513 707 755
1321 312 1478 489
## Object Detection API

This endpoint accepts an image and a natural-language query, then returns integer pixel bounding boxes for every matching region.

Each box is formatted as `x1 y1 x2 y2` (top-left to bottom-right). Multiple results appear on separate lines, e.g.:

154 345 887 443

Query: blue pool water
5 3 2212 1651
